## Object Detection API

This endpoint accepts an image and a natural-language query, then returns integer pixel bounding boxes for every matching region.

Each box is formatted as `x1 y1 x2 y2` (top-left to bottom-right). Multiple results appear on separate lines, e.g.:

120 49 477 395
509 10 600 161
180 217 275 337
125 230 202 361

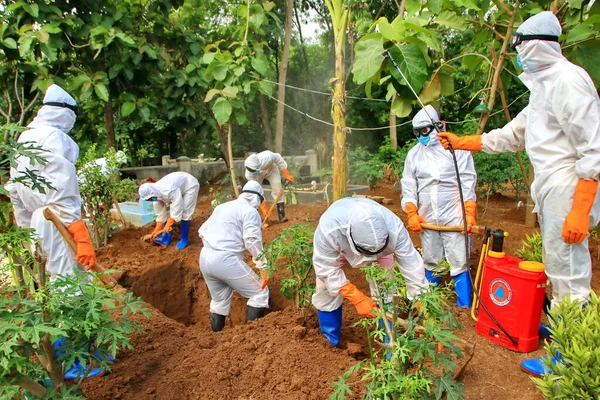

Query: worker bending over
7 84 104 379
138 171 199 250
198 181 269 332
439 11 600 377
402 105 477 308
312 197 429 346
244 150 295 222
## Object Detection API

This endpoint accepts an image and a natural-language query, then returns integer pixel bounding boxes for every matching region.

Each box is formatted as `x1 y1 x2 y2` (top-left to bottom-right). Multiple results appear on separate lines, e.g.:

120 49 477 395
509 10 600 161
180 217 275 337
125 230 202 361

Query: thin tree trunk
274 0 294 154
227 124 240 197
389 94 398 150
258 92 274 150
105 100 116 149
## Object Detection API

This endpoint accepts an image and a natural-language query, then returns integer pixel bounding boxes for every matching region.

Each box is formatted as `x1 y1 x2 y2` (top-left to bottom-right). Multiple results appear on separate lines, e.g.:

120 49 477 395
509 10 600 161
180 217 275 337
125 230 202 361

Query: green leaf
352 33 385 85
571 41 600 85
204 88 220 103
251 56 268 75
221 86 238 98
24 3 39 17
419 75 441 104
233 66 245 77
190 42 202 55
203 52 217 64
212 97 232 124
94 84 110 102
116 32 135 46
439 74 455 96
427 0 443 13
185 64 196 74
140 106 150 121
451 0 481 10
213 64 228 81
391 96 412 117
568 0 585 8
264 1 276 12
435 10 467 30
566 24 595 44
462 54 483 71
121 102 136 117
387 43 428 94
2 38 17 49
376 17 404 42
18 34 34 58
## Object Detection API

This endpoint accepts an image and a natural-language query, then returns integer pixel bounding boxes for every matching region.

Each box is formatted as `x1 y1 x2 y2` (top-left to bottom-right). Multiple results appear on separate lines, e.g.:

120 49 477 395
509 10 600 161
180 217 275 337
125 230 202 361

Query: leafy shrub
209 186 232 209
114 178 139 202
261 224 315 309
533 293 600 399
473 151 529 199
516 232 543 263
331 264 465 400
348 147 384 188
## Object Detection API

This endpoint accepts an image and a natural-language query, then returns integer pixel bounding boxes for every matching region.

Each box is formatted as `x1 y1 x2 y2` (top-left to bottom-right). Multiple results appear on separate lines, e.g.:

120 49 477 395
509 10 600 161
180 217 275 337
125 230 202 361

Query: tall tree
274 0 294 154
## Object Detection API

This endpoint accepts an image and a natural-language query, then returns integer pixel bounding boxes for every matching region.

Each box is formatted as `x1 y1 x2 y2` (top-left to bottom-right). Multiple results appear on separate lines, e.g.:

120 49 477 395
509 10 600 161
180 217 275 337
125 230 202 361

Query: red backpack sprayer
386 49 548 353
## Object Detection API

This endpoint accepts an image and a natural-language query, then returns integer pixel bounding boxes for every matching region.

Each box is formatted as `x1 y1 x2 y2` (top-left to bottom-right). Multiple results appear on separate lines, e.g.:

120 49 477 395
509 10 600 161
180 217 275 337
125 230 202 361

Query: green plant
533 293 600 399
473 151 529 200
114 178 139 203
209 187 232 209
331 264 465 400
516 232 543 264
348 147 384 188
261 224 315 309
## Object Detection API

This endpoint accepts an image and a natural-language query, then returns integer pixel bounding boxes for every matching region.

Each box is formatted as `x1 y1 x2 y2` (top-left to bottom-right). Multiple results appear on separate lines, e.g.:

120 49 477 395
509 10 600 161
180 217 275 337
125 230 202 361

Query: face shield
246 166 261 176
510 33 559 52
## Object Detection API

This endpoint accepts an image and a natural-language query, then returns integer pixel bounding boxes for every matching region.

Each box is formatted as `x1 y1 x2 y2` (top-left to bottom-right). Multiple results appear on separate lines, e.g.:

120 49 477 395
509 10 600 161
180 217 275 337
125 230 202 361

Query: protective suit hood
28 85 78 134
138 183 161 201
412 105 441 147
245 154 261 171
516 11 564 74
347 202 389 258
115 150 127 165
239 180 264 209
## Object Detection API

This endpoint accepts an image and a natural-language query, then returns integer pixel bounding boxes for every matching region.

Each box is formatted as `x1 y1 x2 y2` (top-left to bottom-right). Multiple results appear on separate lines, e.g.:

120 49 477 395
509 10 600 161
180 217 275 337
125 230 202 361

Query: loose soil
81 184 600 399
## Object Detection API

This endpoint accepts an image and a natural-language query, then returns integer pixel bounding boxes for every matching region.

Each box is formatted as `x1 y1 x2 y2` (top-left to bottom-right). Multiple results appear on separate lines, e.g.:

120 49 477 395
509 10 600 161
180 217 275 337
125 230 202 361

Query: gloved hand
282 169 295 182
151 221 163 237
152 217 176 238
438 132 482 152
260 270 269 290
259 202 270 219
464 201 477 235
405 203 425 233
339 282 377 318
562 179 598 244
67 220 96 270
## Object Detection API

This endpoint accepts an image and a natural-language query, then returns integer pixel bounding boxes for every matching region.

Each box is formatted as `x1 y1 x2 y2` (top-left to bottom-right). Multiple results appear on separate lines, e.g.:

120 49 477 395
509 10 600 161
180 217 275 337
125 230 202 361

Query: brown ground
81 184 600 400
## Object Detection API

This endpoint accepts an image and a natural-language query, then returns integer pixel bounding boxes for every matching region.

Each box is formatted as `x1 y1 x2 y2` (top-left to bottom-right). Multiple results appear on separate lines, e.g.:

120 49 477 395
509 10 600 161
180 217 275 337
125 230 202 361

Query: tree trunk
104 100 116 149
258 92 274 150
389 96 398 150
274 0 294 154
227 124 240 197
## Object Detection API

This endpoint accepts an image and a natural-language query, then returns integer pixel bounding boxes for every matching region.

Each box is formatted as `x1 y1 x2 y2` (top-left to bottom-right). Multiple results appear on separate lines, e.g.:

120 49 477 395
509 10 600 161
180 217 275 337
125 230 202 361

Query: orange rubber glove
152 217 176 238
260 270 269 290
67 220 96 270
438 132 482 152
282 169 295 182
339 282 377 318
405 203 425 233
151 221 163 236
464 201 477 235
562 179 598 244
259 202 270 219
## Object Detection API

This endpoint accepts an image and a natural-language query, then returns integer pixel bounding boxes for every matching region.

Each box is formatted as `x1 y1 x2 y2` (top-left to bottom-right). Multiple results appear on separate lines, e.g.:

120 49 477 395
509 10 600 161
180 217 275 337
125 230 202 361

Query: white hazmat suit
401 106 477 277
312 197 429 312
7 85 91 280
244 151 288 203
198 180 269 319
480 12 600 307
138 171 199 223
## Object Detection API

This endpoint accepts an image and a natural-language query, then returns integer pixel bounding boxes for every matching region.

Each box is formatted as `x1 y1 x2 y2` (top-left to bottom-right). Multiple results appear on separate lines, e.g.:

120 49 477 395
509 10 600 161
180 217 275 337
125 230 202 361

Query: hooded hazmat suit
401 106 477 306
198 180 269 330
479 12 600 307
138 171 199 249
311 197 428 344
7 84 95 280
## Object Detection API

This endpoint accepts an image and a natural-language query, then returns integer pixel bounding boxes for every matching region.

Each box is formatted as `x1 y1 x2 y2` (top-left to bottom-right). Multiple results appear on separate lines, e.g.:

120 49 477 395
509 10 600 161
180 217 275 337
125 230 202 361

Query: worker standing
244 150 294 222
198 181 269 332
7 84 105 379
138 171 199 250
402 105 477 308
312 197 429 346
439 11 600 377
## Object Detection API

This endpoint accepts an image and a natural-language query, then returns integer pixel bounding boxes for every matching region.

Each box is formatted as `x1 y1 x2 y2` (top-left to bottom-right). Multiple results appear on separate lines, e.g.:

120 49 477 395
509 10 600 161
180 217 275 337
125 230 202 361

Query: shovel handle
420 223 482 234
262 187 286 228
42 208 119 288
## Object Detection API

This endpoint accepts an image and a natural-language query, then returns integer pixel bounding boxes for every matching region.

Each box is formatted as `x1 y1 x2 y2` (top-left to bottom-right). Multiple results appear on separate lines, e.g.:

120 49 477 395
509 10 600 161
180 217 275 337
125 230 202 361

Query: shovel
43 208 125 293
420 223 484 235
262 180 290 229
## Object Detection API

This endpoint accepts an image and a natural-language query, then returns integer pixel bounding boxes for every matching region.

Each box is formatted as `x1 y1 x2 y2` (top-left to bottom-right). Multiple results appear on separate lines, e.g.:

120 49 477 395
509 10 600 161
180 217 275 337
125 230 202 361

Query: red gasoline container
476 253 547 353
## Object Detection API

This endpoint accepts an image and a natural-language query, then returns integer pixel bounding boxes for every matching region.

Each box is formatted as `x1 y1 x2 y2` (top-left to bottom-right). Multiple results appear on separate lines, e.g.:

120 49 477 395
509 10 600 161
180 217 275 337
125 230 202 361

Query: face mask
146 197 158 202
251 170 260 176
417 135 431 146
516 55 523 70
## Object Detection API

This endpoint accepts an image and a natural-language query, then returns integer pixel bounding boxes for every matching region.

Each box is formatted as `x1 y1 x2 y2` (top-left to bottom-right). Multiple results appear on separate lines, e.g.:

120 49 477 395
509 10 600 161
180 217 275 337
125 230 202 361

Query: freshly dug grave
81 184 600 399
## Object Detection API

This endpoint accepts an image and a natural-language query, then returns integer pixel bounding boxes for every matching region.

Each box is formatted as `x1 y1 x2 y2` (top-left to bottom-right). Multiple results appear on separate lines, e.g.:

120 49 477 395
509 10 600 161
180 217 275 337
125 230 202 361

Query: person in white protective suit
138 171 200 250
78 150 127 182
7 84 107 380
439 11 600 377
401 105 477 308
244 150 295 222
312 197 429 346
198 180 270 332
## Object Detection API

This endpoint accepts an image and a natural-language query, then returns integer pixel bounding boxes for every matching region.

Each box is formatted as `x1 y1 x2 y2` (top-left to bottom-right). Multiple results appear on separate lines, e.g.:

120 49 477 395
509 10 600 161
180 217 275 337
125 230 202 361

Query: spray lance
385 49 518 345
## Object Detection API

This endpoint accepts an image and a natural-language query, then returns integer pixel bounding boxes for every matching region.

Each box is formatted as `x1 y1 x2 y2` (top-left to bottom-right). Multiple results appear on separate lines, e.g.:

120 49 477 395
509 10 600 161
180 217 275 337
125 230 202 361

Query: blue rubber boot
539 324 552 339
176 220 191 250
317 307 343 346
425 270 442 286
53 338 108 380
520 355 560 377
153 230 173 247
452 271 473 309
